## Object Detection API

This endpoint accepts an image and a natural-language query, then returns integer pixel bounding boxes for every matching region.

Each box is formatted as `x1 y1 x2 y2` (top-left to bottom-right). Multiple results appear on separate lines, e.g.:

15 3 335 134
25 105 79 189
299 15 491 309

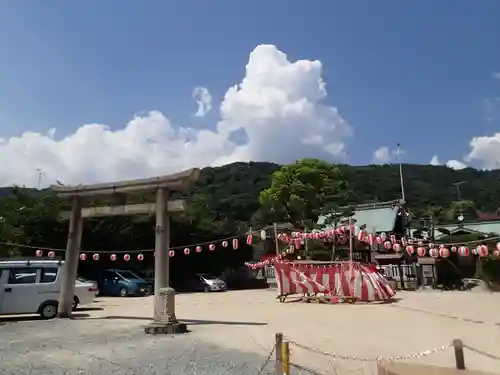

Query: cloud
464 133 500 170
429 155 440 166
428 155 467 170
446 160 467 170
192 86 213 117
372 146 391 164
0 45 352 187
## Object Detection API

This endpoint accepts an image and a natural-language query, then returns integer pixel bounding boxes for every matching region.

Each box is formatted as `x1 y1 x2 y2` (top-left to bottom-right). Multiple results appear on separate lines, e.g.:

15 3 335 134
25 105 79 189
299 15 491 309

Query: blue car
97 269 151 297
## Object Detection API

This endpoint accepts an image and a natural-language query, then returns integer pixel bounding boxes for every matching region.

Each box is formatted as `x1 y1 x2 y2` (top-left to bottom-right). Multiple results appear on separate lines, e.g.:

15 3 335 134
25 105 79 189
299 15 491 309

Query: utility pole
396 143 406 203
452 181 467 201
36 168 45 190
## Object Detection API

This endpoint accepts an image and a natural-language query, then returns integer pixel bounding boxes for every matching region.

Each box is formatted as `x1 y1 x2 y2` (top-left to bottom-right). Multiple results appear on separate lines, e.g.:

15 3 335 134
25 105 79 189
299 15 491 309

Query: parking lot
1 289 500 374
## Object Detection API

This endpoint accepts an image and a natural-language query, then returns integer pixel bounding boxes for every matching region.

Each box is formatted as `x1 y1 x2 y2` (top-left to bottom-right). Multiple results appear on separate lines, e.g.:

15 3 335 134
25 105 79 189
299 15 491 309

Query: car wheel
39 301 58 319
119 287 128 297
72 296 79 310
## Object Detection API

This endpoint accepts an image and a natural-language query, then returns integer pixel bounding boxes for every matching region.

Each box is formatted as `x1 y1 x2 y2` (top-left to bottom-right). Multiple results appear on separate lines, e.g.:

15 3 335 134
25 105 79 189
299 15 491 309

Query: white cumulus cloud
0 44 352 187
192 86 212 117
429 155 440 166
428 155 467 170
372 146 391 164
464 133 500 170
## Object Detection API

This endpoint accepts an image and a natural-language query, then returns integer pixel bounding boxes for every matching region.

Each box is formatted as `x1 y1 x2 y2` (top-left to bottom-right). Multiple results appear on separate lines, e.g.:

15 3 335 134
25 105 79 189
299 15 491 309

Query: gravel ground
0 317 306 375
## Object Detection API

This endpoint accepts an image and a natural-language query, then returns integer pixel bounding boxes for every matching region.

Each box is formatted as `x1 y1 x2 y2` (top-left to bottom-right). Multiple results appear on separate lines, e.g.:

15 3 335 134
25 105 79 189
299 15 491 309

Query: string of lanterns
32 233 258 261
276 227 500 259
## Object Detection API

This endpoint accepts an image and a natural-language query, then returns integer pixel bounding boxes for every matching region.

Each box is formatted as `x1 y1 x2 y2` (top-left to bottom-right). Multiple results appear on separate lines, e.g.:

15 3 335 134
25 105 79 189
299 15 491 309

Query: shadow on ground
86 315 267 326
0 313 90 324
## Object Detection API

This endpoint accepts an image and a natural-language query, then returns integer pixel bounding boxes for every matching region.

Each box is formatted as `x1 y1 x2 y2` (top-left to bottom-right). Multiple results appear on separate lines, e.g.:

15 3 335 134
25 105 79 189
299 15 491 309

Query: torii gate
51 168 200 334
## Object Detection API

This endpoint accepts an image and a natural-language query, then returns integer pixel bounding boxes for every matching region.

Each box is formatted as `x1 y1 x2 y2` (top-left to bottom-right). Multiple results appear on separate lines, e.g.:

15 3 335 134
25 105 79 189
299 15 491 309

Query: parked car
197 273 226 292
0 259 98 319
97 269 151 297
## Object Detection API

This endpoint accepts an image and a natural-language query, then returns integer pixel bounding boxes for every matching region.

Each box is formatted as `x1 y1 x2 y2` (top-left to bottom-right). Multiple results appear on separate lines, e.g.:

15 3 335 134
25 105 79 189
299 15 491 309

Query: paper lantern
380 232 387 240
368 234 375 245
195 246 202 253
79 253 87 261
35 250 43 257
406 245 415 255
407 238 414 245
383 241 392 250
168 250 175 257
184 247 190 255
477 245 488 257
222 240 228 248
439 247 450 258
390 235 396 244
209 243 216 251
416 247 426 257
92 253 99 261
137 254 144 261
232 238 238 249
451 246 457 253
458 246 469 256
246 234 253 245
48 251 55 258
497 242 500 251
110 254 117 261
417 240 423 246
340 225 346 232
376 236 383 244
260 230 267 240
123 254 130 261
357 230 365 242
429 248 439 258
493 250 500 257
393 243 402 252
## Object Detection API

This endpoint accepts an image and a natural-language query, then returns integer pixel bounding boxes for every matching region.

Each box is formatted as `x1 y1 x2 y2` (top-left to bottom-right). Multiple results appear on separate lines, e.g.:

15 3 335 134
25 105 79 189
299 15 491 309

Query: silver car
197 274 226 292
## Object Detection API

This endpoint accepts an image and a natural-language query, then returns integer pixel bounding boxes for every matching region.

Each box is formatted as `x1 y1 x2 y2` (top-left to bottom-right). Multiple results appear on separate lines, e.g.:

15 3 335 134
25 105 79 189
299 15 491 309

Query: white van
0 259 98 319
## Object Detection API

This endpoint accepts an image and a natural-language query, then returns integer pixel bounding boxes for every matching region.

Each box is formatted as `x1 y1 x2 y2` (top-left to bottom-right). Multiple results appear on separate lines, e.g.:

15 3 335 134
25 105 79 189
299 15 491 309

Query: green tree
259 159 348 226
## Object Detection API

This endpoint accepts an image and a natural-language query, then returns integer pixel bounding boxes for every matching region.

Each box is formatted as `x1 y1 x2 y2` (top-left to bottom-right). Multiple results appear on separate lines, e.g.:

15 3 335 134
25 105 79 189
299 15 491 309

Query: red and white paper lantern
429 248 439 258
35 250 43 257
451 246 457 253
92 253 99 261
246 234 253 245
232 238 238 249
416 247 426 257
123 254 130 261
110 254 117 261
493 250 500 257
439 247 450 258
477 245 488 257
48 251 55 258
496 242 500 251
184 247 190 255
168 250 175 257
137 254 144 261
209 244 216 251
383 241 392 250
406 245 415 255
196 246 202 253
222 240 228 248
393 243 402 252
458 246 469 257
79 253 87 261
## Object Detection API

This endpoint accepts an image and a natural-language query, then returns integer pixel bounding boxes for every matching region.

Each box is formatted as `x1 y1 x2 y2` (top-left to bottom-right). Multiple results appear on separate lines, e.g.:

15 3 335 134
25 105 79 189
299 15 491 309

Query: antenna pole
397 143 406 202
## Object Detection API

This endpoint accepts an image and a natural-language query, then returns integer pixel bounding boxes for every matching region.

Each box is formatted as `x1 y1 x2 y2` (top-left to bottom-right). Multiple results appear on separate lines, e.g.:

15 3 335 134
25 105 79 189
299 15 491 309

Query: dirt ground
74 289 500 374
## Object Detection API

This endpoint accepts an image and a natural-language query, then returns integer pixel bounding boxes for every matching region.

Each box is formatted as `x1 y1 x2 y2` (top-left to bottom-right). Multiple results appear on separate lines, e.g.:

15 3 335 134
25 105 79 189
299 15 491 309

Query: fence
256 333 500 375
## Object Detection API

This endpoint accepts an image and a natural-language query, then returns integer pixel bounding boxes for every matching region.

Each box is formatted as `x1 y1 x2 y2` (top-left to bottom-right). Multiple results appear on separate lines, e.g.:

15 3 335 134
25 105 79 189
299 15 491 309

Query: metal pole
397 143 406 202
273 223 279 257
275 333 284 375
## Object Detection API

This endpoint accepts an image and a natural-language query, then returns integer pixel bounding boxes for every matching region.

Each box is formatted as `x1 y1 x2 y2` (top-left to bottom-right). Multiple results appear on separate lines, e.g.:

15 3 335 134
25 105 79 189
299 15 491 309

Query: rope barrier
255 345 275 375
463 344 500 361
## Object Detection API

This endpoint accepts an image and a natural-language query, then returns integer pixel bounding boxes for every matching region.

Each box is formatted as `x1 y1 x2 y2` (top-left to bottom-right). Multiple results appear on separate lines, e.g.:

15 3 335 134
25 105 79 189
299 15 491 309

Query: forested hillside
1 161 500 258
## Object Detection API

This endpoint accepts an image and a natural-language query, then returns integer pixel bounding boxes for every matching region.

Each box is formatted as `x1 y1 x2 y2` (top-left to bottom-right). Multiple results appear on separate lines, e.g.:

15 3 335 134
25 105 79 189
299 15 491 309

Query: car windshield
117 270 141 279
199 274 218 280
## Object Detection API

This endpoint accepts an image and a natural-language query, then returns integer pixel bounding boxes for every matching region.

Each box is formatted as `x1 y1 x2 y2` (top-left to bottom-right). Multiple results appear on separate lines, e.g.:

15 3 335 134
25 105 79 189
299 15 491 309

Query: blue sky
1 1 500 185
